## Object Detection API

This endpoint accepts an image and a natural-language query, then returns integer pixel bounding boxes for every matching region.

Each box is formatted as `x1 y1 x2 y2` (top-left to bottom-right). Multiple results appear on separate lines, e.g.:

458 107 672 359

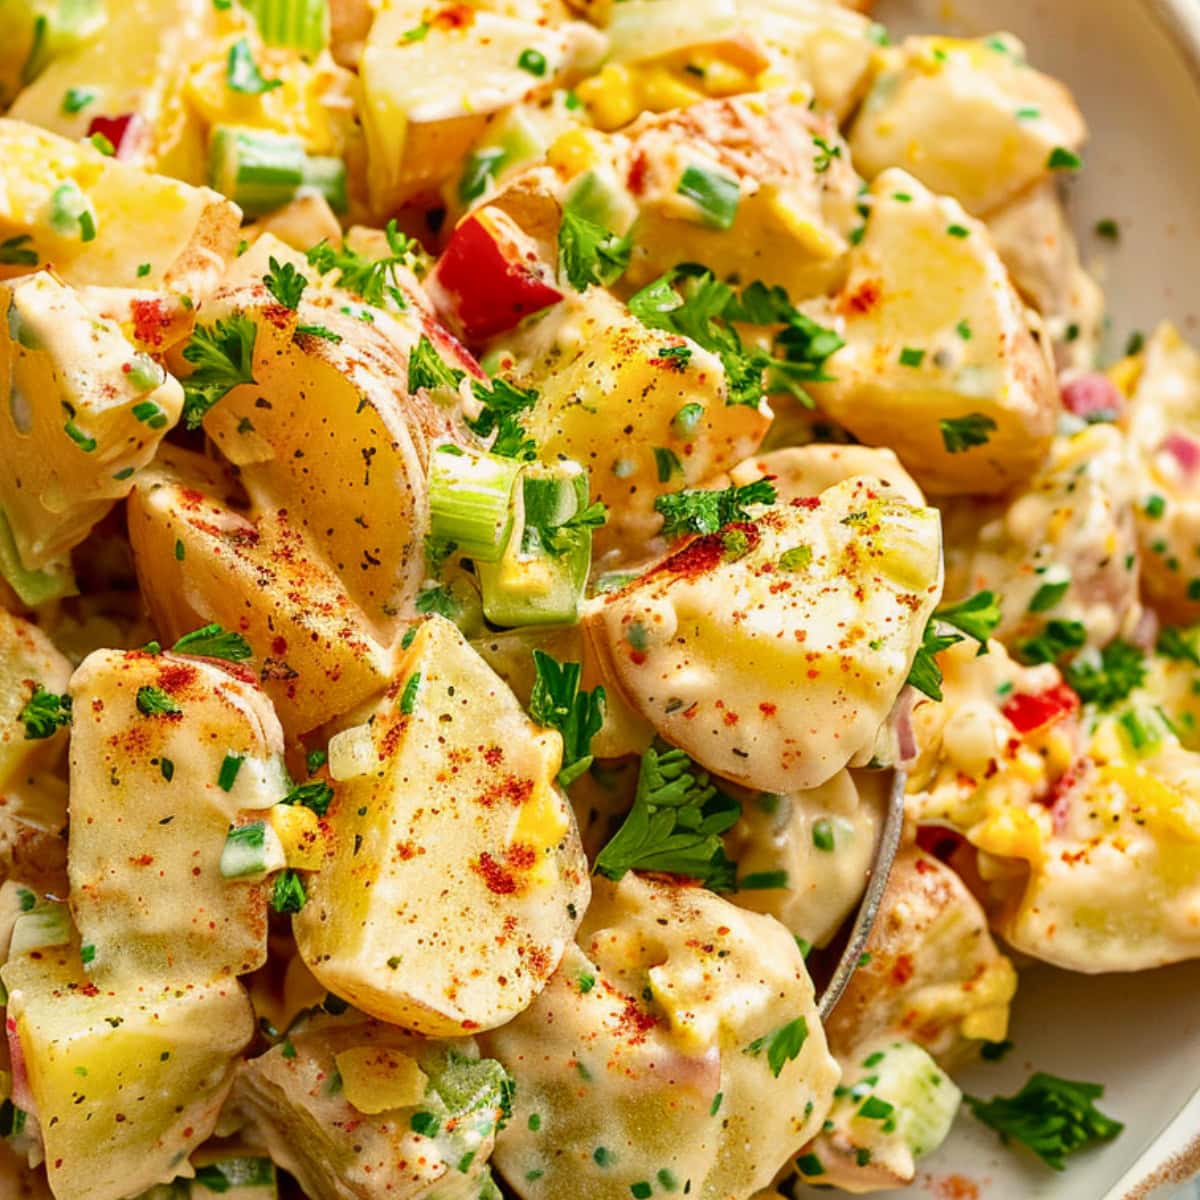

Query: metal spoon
817 768 906 1019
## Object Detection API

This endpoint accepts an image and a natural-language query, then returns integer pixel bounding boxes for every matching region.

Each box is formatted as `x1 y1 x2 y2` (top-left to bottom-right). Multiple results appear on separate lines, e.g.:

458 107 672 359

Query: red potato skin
430 211 562 342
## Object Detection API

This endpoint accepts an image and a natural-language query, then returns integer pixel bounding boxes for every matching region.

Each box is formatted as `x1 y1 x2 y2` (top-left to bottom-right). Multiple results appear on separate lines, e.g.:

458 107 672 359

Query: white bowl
794 2 1200 1197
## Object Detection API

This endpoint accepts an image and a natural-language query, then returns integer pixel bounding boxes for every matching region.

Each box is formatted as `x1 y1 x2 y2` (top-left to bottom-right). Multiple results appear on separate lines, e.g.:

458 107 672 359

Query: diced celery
219 821 269 879
562 167 637 234
428 445 522 564
209 126 346 217
241 0 327 56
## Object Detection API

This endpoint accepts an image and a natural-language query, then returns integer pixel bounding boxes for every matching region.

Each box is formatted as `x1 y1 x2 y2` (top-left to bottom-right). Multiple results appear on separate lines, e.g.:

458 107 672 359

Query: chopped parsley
1157 626 1200 666
965 1072 1123 1170
172 623 253 662
61 85 96 113
282 780 334 817
529 650 606 787
653 446 683 483
296 323 341 343
263 257 307 309
136 686 181 717
407 334 464 394
0 234 37 266
940 412 997 453
746 1017 809 1077
594 743 740 889
517 47 547 75
18 685 72 739
907 591 1002 701
399 672 421 716
811 135 841 174
1047 147 1083 171
898 346 925 368
946 223 970 238
557 208 631 292
655 478 776 539
271 869 307 914
1017 619 1087 666
181 314 257 429
937 590 1003 643
1029 576 1070 613
226 37 282 94
305 220 415 310
1062 640 1145 709
468 376 539 461
628 270 843 409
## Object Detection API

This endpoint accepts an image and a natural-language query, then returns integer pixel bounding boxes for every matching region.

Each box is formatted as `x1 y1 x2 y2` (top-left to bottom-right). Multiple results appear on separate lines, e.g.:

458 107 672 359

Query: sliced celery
241 0 327 56
209 126 346 217
428 445 522 564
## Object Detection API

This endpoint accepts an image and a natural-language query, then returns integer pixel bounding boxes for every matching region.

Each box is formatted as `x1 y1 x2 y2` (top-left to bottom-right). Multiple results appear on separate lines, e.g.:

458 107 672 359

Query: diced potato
0 0 106 111
1123 323 1200 621
195 262 462 641
8 0 220 183
67 647 290 984
618 92 861 298
946 423 1141 651
987 180 1104 368
483 874 839 1200
811 170 1058 496
824 847 1017 1067
1 939 254 1200
249 193 343 254
0 119 240 292
493 287 769 557
294 615 589 1036
790 1037 961 1193
849 34 1086 216
0 610 72 795
233 1014 510 1200
126 445 394 737
584 476 942 793
360 1 603 212
0 271 183 570
727 443 925 506
724 768 887 949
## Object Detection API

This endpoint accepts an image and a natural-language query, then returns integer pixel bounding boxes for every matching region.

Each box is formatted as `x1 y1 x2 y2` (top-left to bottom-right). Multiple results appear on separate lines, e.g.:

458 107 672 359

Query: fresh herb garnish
181 314 257 429
676 164 740 230
965 1073 1123 1170
172 623 253 662
271 869 307 914
469 376 539 460
907 591 1002 701
136 686 181 717
1157 626 1200 666
654 479 776 539
1017 619 1087 666
940 412 998 453
558 209 631 291
282 780 334 818
226 37 281 94
305 220 415 310
594 743 740 888
263 257 306 309
746 1017 809 1077
1062 639 1145 709
0 234 37 266
408 334 464 395
529 651 606 787
18 685 72 739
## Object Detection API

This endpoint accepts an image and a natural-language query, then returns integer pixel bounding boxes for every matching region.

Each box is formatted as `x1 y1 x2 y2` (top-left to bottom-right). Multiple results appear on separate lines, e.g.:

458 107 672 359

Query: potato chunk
727 443 925 507
585 476 942 792
294 615 588 1035
811 170 1058 496
194 268 460 640
234 1014 510 1200
67 648 289 984
824 847 1016 1067
1123 322 1200 621
1 940 254 1200
946 423 1141 652
127 446 394 737
483 874 838 1200
494 286 769 556
849 35 1086 216
0 271 183 570
0 118 238 292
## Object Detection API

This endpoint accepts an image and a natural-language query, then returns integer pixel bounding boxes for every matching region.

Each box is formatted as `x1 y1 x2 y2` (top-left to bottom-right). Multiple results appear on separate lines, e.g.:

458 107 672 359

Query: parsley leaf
1156 625 1200 667
305 220 416 310
1017 619 1087 666
594 743 740 888
226 37 282 94
415 584 459 618
271 869 307 914
408 334 465 394
746 1017 809 1077
655 479 777 539
181 314 258 429
940 412 998 453
628 270 843 410
558 209 631 291
529 650 606 787
263 257 307 309
18 685 72 740
469 377 539 461
907 591 1002 701
172 623 253 662
1062 639 1145 709
136 686 181 717
282 780 334 817
965 1073 1123 1170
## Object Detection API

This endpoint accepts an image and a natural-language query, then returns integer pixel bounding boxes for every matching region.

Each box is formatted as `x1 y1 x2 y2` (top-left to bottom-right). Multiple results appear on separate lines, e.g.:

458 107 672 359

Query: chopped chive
399 672 421 716
62 85 97 113
676 164 740 230
898 346 924 368
1048 146 1083 170
946 223 969 238
63 419 96 451
812 818 835 851
218 752 245 792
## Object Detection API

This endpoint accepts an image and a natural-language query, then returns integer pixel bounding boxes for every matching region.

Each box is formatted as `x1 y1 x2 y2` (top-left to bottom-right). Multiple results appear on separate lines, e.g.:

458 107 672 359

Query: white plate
795 2 1200 1196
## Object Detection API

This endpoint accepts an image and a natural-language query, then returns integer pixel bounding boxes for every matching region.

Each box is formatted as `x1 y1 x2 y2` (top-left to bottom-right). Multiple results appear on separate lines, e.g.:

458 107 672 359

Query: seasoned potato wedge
127 446 394 737
1 939 254 1200
484 874 839 1200
234 1014 510 1200
811 171 1058 496
585 476 942 792
493 286 769 557
295 615 589 1035
849 34 1086 216
0 119 239 293
824 847 1016 1067
67 647 289 984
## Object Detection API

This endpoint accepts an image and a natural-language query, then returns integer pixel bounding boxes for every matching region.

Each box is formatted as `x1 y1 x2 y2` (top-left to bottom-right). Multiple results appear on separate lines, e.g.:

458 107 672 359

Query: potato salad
0 0 1187 1196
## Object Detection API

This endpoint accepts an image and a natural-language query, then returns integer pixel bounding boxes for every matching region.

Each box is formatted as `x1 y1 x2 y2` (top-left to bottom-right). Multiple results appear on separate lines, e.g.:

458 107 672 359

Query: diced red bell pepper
1001 682 1079 733
1060 372 1123 422
430 208 562 342
86 113 145 161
